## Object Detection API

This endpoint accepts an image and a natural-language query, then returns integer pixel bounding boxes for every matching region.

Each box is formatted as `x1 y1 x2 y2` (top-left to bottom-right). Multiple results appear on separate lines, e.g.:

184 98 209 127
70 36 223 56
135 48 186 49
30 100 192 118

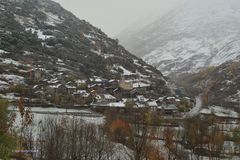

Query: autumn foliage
109 118 131 143
145 144 164 160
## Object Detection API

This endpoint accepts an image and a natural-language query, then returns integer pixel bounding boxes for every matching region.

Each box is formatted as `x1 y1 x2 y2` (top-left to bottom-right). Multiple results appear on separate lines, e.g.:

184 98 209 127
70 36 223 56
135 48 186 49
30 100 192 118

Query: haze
53 0 186 37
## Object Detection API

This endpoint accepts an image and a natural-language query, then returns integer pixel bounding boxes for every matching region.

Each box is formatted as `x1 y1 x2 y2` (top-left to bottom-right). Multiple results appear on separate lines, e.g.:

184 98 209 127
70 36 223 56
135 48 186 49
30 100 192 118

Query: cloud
53 0 185 37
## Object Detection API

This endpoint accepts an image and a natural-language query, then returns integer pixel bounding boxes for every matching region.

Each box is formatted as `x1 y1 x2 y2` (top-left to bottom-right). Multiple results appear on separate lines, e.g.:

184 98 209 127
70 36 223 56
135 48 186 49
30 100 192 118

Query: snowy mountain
118 0 240 75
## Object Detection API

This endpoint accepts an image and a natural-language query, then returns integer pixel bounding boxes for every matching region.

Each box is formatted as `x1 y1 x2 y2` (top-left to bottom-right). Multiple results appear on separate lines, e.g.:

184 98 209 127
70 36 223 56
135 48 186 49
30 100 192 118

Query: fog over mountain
119 0 240 75
53 0 185 37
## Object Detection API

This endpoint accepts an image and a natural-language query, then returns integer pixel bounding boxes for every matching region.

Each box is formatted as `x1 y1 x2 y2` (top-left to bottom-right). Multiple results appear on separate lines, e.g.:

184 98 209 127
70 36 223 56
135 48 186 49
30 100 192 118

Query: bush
0 99 16 159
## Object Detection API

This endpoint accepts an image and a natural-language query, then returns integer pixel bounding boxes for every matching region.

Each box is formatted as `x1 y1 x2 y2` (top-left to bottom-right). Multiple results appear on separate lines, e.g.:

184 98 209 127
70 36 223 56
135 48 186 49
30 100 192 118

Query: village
17 64 195 117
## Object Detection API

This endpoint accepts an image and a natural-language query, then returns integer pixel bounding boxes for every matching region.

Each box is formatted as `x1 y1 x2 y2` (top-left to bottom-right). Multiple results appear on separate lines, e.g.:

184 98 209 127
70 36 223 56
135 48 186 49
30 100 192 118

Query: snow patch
113 65 135 76
26 28 54 40
23 51 34 56
0 58 21 66
103 54 114 59
0 74 25 84
14 14 35 26
0 93 20 101
41 10 64 26
0 49 9 54
0 80 9 91
90 49 101 55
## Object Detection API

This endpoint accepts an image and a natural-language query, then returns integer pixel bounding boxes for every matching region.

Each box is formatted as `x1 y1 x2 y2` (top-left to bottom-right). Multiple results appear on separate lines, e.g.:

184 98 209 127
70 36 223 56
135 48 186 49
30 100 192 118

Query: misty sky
53 0 186 37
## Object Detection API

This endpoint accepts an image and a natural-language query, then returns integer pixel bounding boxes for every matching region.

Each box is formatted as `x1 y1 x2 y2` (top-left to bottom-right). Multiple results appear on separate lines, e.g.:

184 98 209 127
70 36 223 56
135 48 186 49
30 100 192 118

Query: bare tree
31 117 115 160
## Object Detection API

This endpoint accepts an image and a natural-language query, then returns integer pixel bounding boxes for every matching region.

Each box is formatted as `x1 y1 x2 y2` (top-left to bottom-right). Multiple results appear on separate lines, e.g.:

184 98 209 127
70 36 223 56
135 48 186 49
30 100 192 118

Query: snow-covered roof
73 90 90 97
103 94 116 100
96 94 116 100
109 102 125 108
167 97 176 100
113 88 119 93
147 101 158 107
48 78 58 84
163 104 178 110
157 106 163 109
175 99 181 102
65 85 76 89
89 84 100 88
135 103 146 108
76 79 87 84
200 106 239 118
133 82 150 88
49 84 62 89
74 90 86 94
109 79 116 83
137 95 148 102
90 77 104 83
158 97 165 101
33 85 38 89
34 90 44 94
95 78 103 82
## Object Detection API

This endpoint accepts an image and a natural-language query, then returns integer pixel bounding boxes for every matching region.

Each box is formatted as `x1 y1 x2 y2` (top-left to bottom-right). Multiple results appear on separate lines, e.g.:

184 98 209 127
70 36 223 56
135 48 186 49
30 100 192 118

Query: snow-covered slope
0 0 166 78
0 0 171 99
119 0 240 75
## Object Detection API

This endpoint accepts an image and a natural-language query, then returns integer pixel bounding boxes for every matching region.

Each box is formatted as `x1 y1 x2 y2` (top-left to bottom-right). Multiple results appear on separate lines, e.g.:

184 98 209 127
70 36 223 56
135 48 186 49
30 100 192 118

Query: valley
0 0 240 160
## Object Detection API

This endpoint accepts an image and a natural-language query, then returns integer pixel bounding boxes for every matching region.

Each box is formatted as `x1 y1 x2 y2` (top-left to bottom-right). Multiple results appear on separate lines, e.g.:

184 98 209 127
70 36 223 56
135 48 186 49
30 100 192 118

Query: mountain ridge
119 0 240 75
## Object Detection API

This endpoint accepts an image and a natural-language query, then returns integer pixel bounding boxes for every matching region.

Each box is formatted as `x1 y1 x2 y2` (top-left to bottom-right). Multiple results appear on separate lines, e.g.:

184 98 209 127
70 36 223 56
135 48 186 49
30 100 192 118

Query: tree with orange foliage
109 118 131 144
145 144 164 160
145 145 164 160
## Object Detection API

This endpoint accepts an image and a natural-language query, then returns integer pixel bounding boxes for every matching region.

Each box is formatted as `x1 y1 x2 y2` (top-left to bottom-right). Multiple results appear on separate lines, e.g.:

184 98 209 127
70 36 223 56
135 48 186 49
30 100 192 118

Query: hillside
0 0 170 103
176 59 240 111
118 0 240 75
